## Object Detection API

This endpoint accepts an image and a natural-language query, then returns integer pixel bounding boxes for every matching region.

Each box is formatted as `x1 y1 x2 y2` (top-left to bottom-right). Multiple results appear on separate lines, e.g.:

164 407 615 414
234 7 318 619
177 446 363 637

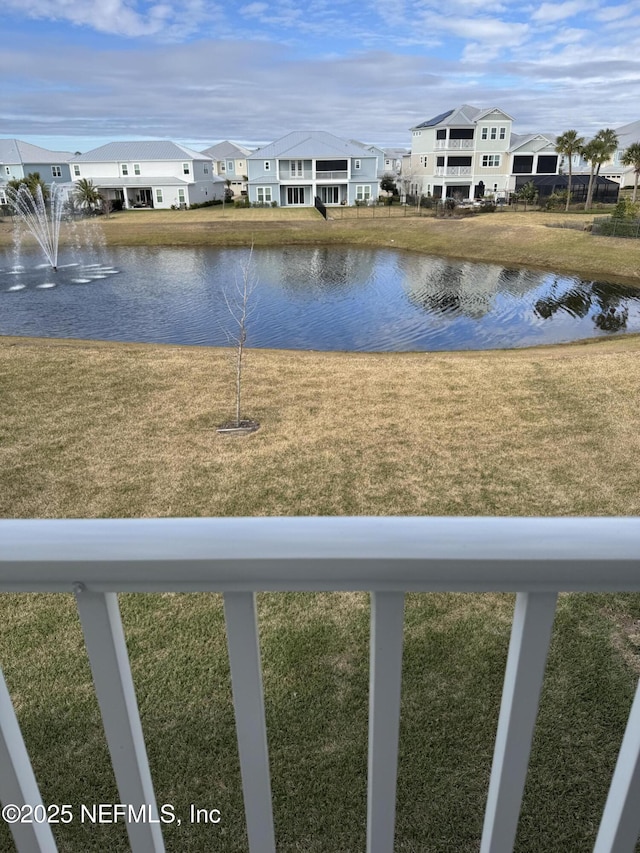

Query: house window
437 156 445 167
0 191 6 205
178 189 186 203
257 187 272 203
490 127 497 140
420 155 427 167
134 164 141 175
51 166 62 177
238 161 244 169
73 165 80 176
183 163 190 175
203 165 209 173
499 127 506 140
356 185 371 201
413 131 422 136
482 155 501 167
121 164 129 176
290 160 303 177
354 159 361 170
220 162 226 172
4 166 9 175
156 189 163 203
264 161 271 171
227 161 234 172
481 128 488 140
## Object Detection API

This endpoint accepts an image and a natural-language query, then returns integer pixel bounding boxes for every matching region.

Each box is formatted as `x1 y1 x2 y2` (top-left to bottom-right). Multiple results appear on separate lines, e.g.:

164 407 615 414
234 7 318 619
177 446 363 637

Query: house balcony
435 139 474 150
435 166 473 177
278 169 313 180
315 170 349 180
2 518 640 852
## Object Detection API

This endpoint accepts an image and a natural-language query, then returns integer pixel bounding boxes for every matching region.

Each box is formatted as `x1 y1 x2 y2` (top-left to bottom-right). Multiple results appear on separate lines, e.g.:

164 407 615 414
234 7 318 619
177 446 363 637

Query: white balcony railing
315 170 348 180
435 139 474 150
2 517 640 853
435 166 473 177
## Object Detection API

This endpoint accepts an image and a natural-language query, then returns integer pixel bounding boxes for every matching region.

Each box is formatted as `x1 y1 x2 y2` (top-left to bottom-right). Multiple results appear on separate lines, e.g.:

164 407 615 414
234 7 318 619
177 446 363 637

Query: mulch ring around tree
215 419 260 436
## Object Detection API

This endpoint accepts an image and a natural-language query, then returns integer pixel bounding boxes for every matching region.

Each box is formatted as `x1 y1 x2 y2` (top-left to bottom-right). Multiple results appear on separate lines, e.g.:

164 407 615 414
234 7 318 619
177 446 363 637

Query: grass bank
2 206 640 283
2 336 640 850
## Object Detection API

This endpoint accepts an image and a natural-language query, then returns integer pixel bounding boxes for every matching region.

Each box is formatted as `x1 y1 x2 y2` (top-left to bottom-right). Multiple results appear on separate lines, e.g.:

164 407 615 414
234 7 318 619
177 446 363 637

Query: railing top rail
1 517 640 593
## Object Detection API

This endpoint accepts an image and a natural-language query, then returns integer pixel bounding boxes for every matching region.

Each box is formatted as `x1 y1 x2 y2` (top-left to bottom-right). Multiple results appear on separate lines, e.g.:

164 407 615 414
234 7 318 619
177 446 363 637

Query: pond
1 245 639 351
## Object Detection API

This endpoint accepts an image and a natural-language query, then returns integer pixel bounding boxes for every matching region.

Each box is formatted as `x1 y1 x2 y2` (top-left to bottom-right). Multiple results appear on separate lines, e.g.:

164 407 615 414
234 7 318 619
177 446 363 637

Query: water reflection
534 279 633 333
1 246 640 351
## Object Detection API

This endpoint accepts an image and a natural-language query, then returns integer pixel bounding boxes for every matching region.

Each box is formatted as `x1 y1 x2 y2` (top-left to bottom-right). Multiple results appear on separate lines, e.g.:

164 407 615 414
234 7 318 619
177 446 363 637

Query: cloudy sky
2 0 639 154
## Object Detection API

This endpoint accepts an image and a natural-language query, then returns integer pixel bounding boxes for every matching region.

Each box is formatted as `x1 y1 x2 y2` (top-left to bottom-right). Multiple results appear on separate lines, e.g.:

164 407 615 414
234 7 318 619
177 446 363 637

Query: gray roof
248 131 377 160
413 105 513 130
509 132 557 152
73 141 213 163
201 140 252 159
615 119 640 148
0 138 74 164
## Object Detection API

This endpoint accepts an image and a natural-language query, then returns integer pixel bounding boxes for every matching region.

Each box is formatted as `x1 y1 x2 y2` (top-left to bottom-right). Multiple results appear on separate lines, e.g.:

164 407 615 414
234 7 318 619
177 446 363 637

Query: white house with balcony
69 141 225 209
408 105 515 201
201 140 252 197
247 131 380 207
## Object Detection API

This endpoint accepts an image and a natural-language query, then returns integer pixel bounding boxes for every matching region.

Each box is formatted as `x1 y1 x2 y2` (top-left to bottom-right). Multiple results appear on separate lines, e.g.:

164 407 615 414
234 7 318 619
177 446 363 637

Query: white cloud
239 2 268 18
530 0 592 23
433 15 529 45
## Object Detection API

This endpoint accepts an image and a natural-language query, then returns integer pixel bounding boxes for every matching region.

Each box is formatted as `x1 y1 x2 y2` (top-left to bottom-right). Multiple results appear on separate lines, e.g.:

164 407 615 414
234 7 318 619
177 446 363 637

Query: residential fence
1 517 640 853
592 217 640 239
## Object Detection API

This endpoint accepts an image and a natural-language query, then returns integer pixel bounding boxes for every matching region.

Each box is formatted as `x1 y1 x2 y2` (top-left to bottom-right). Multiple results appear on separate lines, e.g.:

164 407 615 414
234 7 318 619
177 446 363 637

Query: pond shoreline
2 208 640 286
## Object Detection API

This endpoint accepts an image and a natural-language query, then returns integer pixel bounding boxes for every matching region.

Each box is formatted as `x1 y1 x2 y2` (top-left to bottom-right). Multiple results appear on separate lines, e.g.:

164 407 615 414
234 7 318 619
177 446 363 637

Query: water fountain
6 182 64 271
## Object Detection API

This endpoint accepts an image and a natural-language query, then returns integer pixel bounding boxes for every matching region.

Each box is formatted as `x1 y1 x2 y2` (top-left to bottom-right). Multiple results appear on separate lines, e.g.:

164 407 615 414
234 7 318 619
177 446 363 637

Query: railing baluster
593 675 640 853
223 592 275 853
74 588 164 853
0 666 57 852
367 592 405 853
480 592 557 853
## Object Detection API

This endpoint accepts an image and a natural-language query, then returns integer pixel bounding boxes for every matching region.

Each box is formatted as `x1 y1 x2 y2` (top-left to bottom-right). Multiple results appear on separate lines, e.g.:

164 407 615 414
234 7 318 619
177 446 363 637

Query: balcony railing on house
278 169 313 180
2 516 640 853
315 170 349 180
435 166 473 177
435 139 474 150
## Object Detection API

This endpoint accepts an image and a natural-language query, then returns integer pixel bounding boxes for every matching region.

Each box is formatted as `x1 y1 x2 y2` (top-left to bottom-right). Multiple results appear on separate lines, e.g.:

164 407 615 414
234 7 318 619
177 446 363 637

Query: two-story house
200 141 252 197
0 139 74 206
408 105 515 201
69 141 225 209
247 131 380 207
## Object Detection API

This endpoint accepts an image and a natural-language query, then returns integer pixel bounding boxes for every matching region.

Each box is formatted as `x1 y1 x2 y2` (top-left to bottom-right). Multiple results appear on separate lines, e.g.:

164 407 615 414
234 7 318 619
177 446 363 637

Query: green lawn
2 335 640 851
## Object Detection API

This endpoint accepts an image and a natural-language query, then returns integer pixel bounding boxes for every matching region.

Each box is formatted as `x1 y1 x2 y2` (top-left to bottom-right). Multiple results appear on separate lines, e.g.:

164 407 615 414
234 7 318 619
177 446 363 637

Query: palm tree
7 172 50 202
555 130 584 212
583 129 619 210
621 142 640 202
74 177 102 212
